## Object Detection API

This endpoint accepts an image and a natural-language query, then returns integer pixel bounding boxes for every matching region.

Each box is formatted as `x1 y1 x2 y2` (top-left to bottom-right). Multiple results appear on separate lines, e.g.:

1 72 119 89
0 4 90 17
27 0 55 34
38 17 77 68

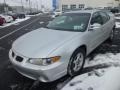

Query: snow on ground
115 15 120 28
39 21 44 24
0 17 30 29
62 53 120 90
115 13 120 20
115 17 120 20
116 22 120 28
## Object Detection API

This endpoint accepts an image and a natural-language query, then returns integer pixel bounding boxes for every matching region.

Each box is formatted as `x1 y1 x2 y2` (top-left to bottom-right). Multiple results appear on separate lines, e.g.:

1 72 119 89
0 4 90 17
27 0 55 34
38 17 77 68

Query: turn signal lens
51 56 61 63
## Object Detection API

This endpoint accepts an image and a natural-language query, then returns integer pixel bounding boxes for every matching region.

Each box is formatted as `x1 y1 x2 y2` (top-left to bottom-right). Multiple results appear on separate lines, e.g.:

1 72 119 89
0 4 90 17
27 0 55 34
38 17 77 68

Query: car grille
12 51 24 62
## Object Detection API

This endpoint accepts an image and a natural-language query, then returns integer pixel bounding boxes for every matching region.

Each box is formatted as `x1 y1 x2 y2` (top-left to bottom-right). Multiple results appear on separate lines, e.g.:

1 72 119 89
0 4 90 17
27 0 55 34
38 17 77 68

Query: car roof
65 10 100 14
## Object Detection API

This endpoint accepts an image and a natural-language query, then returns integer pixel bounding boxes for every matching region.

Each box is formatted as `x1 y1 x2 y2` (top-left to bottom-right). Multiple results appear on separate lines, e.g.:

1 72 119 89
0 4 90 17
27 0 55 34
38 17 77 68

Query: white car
51 10 62 18
9 10 115 82
54 10 62 15
0 14 13 23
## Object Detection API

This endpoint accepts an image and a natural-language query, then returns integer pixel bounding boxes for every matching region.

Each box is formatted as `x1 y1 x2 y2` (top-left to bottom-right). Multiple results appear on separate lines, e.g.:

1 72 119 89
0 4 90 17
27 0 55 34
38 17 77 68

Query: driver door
87 12 104 51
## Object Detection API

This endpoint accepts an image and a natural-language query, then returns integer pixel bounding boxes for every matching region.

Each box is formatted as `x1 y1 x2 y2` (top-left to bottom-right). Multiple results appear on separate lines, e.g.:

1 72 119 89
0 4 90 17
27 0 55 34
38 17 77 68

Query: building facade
59 0 120 11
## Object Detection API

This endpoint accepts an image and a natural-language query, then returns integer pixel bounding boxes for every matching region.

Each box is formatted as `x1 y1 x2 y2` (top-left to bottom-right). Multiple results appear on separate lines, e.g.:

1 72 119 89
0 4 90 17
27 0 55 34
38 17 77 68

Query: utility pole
4 0 6 5
29 0 32 13
21 0 24 13
4 0 6 13
34 3 36 12
41 0 43 11
36 0 39 12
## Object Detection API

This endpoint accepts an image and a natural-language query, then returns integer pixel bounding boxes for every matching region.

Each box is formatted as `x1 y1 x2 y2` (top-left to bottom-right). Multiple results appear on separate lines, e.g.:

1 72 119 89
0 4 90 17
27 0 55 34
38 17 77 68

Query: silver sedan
9 10 115 82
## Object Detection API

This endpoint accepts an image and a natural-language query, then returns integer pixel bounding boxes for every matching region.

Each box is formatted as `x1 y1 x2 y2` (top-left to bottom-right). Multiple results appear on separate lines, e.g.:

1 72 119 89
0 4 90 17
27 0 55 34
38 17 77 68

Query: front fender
47 35 89 68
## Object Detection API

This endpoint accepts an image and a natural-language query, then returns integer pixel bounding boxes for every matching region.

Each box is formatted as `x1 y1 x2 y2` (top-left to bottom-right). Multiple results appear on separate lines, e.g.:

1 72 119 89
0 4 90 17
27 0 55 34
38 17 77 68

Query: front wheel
68 48 86 76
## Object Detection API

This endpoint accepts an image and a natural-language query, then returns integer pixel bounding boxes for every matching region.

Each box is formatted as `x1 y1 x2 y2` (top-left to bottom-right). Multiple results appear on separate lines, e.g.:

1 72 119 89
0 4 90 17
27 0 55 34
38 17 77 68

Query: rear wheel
108 27 115 42
68 48 86 76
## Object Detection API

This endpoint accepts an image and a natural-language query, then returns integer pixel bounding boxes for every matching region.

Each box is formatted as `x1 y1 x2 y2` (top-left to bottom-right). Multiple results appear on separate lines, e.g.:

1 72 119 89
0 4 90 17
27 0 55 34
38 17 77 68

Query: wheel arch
67 44 87 76
69 44 87 61
74 45 87 56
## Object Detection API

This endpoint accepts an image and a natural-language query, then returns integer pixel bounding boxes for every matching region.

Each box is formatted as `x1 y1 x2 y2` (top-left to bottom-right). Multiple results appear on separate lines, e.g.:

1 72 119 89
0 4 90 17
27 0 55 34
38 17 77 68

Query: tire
108 27 115 42
68 48 86 76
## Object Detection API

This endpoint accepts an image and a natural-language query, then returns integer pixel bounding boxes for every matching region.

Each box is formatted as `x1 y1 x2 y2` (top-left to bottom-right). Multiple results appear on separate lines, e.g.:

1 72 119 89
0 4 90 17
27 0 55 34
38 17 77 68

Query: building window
70 4 76 10
62 5 68 11
79 4 85 9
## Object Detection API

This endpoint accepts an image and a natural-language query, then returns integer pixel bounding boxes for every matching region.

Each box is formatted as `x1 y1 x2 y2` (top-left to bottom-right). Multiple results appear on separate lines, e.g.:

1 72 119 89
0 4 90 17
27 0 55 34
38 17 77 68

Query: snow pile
115 22 120 28
115 13 120 19
115 17 120 20
62 53 120 90
0 16 30 29
85 53 120 67
97 67 120 90
115 14 120 28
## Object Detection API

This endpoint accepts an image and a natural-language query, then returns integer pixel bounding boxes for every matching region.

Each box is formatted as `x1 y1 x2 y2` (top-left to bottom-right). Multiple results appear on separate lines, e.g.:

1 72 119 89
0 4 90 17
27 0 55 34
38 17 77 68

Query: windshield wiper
46 26 62 30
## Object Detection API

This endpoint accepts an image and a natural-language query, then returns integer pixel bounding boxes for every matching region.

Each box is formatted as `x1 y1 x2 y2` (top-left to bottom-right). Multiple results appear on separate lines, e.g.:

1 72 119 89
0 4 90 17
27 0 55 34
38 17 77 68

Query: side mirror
89 23 101 31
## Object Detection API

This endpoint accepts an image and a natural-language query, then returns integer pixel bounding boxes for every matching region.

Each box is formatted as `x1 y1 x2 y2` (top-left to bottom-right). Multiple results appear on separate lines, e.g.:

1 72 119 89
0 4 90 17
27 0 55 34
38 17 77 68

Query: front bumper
9 49 67 82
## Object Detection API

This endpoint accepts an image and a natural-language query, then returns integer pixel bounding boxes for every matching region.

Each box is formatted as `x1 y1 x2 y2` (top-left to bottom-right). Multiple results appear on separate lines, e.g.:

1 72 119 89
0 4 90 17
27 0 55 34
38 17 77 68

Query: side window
100 12 110 24
91 12 103 25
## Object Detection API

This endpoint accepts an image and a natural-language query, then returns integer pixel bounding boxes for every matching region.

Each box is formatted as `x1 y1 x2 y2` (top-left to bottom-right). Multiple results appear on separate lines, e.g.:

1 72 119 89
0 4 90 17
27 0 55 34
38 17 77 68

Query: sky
0 0 52 10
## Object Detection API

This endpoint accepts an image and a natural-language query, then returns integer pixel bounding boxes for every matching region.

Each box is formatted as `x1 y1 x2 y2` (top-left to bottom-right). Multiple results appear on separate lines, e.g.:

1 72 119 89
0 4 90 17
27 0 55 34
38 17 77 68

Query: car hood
12 28 79 58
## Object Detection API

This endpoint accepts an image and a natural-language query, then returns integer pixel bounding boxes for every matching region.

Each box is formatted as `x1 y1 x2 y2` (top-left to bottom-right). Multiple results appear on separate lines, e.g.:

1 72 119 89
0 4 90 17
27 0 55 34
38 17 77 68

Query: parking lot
0 14 120 90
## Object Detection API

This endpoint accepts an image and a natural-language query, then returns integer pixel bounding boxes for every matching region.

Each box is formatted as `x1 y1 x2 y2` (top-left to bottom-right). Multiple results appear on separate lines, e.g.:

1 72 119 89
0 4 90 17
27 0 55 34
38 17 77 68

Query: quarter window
91 12 103 25
100 12 110 24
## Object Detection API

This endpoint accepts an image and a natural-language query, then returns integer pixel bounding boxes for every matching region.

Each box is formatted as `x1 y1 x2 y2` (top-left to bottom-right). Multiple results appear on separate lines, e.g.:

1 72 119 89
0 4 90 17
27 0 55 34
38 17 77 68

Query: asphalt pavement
0 14 120 90
0 14 56 90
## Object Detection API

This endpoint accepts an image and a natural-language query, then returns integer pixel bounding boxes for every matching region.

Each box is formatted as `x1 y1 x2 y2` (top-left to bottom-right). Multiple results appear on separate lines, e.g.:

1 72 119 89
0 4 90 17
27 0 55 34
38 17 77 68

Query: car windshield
47 13 91 32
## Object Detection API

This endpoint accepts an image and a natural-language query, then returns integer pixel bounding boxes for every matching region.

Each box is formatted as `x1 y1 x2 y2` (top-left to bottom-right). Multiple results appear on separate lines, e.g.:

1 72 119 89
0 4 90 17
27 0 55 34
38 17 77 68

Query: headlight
29 56 61 66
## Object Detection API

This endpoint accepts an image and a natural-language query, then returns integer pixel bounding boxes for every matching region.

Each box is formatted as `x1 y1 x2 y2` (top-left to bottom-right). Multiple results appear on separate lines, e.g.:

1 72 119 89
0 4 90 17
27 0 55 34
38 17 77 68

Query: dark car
110 8 119 14
27 11 42 15
0 16 5 26
28 12 38 15
17 13 26 19
8 13 17 21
